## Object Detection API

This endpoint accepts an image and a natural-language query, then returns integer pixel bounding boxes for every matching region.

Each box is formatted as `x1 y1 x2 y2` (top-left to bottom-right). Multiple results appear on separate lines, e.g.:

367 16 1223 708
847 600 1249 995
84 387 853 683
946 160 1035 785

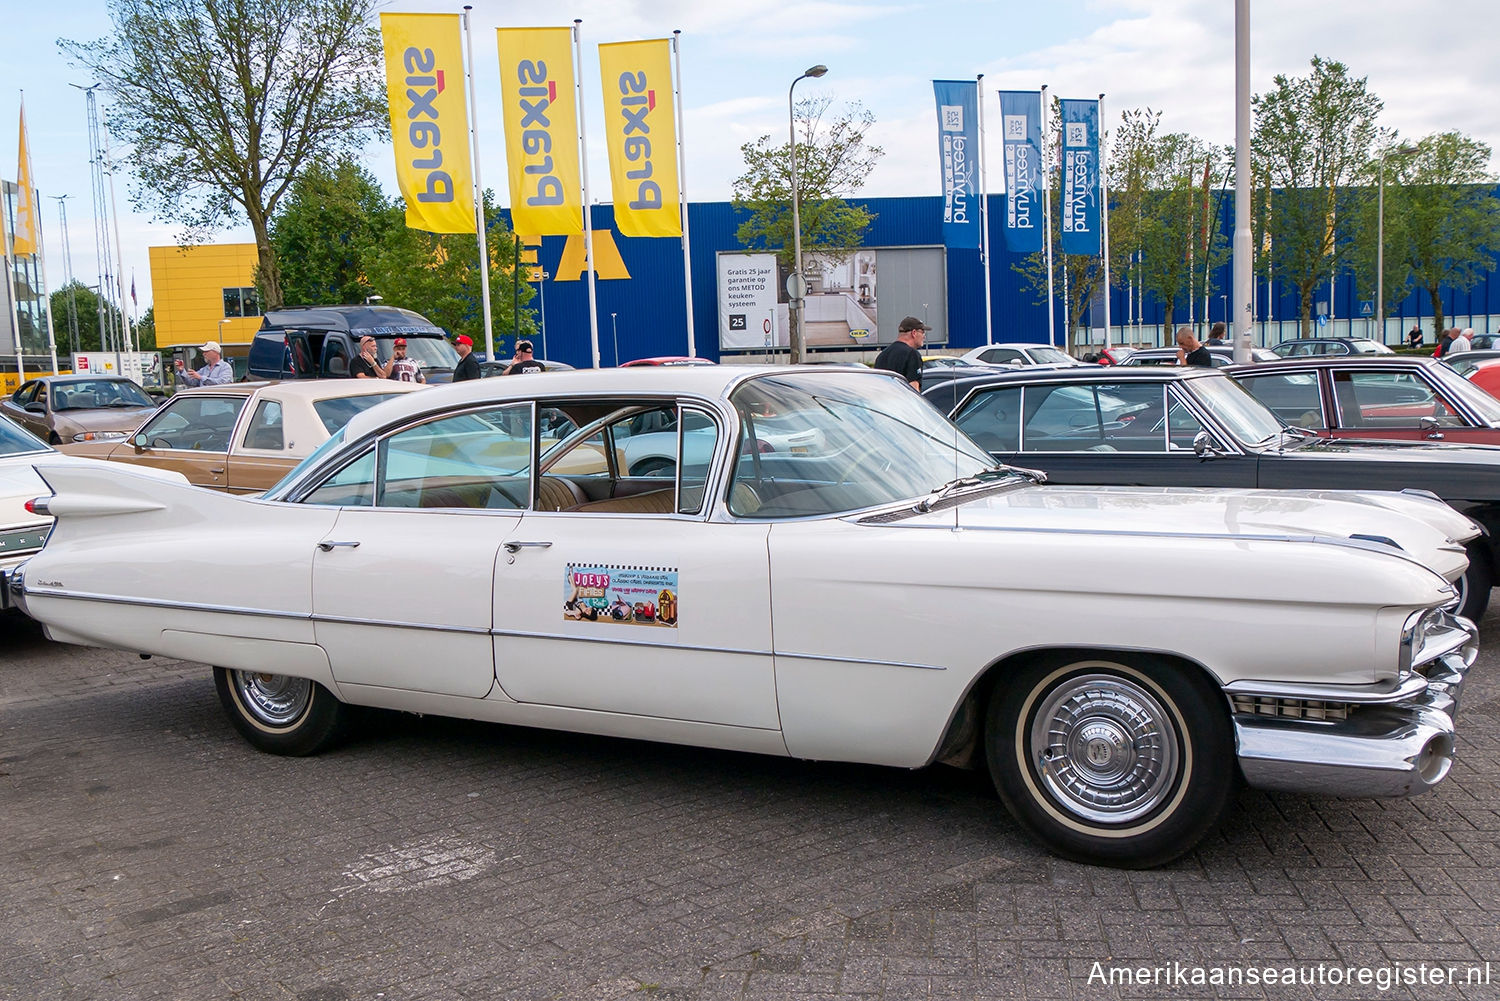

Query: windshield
1028 346 1075 365
1428 360 1500 424
0 414 51 456
1190 375 1286 444
53 379 155 409
727 372 998 517
375 337 459 370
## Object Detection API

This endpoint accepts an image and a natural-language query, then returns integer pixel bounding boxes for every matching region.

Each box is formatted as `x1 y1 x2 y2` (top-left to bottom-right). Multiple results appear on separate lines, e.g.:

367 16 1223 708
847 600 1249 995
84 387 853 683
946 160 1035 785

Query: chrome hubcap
233 671 312 727
1031 673 1180 824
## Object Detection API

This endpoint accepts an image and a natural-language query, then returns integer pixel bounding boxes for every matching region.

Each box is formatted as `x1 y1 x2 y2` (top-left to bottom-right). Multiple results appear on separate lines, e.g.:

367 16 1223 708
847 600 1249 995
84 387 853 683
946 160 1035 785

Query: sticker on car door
564 563 679 627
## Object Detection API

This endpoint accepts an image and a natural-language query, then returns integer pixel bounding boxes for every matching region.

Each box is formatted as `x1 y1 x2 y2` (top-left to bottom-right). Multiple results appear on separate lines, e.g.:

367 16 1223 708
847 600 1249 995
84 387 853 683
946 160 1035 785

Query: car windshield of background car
312 393 411 434
726 373 996 517
0 414 50 456
1029 346 1074 365
1352 340 1394 355
1427 361 1500 424
377 337 460 369
1189 376 1286 445
55 380 154 409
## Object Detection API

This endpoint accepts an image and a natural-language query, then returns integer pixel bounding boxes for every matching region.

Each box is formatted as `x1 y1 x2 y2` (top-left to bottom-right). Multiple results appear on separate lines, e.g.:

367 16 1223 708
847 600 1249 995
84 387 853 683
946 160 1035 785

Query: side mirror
1192 430 1218 459
24 402 45 414
132 432 150 453
1419 415 1444 439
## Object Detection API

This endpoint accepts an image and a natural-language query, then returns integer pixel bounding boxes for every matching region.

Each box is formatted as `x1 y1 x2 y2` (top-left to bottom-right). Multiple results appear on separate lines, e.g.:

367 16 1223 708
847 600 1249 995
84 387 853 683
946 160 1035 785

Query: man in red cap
452 333 480 382
388 338 425 383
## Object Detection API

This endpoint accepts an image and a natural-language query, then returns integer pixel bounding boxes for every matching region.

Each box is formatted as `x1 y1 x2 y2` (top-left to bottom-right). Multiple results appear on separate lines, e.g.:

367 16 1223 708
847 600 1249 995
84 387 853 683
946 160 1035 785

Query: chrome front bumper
1232 611 1476 798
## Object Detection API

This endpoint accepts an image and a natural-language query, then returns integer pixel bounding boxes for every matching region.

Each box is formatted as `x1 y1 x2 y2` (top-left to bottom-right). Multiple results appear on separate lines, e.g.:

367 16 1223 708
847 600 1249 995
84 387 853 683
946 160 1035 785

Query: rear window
0 415 49 456
312 394 407 434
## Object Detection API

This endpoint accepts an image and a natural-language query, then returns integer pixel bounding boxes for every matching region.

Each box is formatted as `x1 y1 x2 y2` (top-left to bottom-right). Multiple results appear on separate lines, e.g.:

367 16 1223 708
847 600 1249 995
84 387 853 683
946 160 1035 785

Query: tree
1252 57 1383 336
731 96 884 272
271 157 397 306
48 281 127 354
59 0 387 311
1378 132 1500 338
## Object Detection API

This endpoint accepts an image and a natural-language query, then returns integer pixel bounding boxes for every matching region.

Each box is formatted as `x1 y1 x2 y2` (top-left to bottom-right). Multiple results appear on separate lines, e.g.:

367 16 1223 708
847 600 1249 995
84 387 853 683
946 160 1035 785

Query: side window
1237 373 1323 428
1333 371 1464 429
137 396 247 451
322 339 350 377
617 406 679 477
982 348 1023 365
377 404 533 509
1166 391 1218 450
677 409 719 514
1021 385 1104 449
14 382 38 406
242 400 285 451
952 387 1021 453
302 450 375 507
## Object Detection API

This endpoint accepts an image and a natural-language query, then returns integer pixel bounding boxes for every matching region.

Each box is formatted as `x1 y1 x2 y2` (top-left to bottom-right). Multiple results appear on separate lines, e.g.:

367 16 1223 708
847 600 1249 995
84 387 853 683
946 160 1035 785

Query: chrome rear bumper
0 562 28 615
1233 611 1476 798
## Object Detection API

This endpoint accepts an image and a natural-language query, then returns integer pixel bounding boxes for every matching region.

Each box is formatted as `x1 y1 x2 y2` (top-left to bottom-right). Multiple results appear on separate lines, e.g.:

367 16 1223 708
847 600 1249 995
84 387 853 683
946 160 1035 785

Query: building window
223 286 262 318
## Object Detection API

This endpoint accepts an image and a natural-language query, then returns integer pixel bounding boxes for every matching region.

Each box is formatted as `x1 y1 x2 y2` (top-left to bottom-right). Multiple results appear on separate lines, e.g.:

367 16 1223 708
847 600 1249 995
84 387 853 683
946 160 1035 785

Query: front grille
1230 696 1353 722
0 524 48 561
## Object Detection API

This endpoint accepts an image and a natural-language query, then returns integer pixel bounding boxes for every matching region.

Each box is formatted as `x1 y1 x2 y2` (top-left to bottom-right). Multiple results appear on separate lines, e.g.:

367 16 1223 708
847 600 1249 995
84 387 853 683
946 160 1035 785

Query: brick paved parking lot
3 609 1499 1001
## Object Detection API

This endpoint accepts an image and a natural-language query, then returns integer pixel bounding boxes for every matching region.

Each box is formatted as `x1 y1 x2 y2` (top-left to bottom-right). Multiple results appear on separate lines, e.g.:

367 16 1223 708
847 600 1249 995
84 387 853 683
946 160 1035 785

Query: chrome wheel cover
1030 673 1180 824
232 671 312 728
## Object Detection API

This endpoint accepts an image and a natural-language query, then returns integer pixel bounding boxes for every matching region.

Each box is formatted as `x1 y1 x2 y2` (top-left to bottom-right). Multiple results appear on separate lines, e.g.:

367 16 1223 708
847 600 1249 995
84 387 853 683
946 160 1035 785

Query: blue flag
932 80 981 249
1059 99 1101 255
997 91 1044 254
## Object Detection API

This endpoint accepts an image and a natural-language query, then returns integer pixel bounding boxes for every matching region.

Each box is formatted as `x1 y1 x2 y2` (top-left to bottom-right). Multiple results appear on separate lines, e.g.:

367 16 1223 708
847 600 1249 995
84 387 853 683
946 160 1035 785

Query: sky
4 0 1498 315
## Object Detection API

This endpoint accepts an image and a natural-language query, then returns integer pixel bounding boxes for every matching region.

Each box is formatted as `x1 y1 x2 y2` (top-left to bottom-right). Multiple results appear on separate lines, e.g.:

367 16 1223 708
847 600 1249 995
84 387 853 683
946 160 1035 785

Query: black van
247 305 460 383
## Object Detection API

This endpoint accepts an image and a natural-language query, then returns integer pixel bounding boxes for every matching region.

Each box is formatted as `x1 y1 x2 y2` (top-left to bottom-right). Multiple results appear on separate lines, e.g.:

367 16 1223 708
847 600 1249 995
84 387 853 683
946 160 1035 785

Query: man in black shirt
503 340 546 375
452 334 481 382
1175 326 1213 367
873 316 930 389
351 335 390 379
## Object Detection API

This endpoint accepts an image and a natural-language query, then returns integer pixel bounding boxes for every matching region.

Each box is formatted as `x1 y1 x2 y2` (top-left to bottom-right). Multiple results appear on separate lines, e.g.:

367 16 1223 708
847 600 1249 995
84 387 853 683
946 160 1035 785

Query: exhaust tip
1416 733 1455 786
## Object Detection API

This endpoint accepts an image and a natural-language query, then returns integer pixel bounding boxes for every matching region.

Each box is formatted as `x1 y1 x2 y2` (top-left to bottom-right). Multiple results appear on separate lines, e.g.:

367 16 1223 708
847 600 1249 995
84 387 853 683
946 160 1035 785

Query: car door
304 402 532 699
3 382 46 439
119 393 250 487
1326 368 1478 442
491 404 778 729
225 396 299 493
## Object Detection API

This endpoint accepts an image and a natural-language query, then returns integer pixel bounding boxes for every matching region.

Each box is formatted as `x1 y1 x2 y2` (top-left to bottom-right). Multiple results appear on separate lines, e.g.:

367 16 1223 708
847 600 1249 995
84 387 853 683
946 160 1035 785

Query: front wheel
1456 542 1492 621
986 653 1234 868
213 667 349 756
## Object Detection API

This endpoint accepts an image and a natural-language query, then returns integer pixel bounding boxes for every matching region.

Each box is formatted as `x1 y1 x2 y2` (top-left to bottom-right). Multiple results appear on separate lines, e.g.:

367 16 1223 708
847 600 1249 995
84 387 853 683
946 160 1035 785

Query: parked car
1440 349 1500 377
1085 345 1137 366
478 358 575 377
1121 345 1280 367
917 356 1009 388
0 414 188 611
1 375 159 444
924 364 1500 618
618 356 716 367
59 380 425 493
1228 356 1500 447
1271 337 1395 357
246 305 460 383
959 342 1083 367
7 367 1480 868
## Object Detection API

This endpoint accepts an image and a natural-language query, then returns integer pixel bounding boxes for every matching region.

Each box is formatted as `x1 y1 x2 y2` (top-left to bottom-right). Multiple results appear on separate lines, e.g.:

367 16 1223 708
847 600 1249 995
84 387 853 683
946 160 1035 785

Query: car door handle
503 540 552 554
316 540 361 552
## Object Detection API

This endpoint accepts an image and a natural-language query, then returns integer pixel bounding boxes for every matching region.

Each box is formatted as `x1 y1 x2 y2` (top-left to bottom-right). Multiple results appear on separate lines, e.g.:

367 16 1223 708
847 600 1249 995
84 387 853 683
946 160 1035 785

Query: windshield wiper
918 466 1044 512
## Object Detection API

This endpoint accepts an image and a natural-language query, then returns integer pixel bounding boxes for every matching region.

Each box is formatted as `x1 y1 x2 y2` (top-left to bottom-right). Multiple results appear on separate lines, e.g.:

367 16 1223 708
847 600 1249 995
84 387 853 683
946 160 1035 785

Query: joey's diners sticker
563 563 678 628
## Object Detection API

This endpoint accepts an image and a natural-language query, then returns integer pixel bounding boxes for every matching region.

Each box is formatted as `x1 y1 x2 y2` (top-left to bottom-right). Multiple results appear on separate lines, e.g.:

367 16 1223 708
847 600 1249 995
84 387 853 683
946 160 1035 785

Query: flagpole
40 207 59 376
461 6 496 361
976 74 993 346
1099 93 1112 350
99 114 134 354
671 31 697 358
1040 84 1056 348
574 20 601 368
2 203 22 385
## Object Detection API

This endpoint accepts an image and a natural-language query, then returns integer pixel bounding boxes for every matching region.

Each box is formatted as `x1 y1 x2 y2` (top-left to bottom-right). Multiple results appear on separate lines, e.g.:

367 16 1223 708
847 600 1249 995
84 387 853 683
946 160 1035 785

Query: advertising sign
718 253 781 350
1059 98 1101 255
564 563 679 628
379 13 476 234
598 39 681 238
998 91 1044 253
497 27 584 236
932 80 980 250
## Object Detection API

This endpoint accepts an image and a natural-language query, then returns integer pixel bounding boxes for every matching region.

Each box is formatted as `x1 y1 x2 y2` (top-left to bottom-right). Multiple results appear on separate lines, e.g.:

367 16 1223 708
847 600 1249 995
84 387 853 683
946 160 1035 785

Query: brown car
1 376 159 445
59 380 425 493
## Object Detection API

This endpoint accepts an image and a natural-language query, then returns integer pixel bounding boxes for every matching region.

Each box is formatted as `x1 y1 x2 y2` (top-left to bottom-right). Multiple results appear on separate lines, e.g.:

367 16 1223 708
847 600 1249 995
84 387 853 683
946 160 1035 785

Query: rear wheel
213 667 349 756
986 653 1234 868
1457 542 1492 620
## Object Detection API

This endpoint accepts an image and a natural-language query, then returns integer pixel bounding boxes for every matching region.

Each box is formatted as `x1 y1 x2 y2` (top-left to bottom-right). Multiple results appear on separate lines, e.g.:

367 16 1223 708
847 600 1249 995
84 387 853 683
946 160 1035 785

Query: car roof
1225 355 1439 372
172 379 427 402
34 374 141 385
338 364 873 441
929 364 1222 397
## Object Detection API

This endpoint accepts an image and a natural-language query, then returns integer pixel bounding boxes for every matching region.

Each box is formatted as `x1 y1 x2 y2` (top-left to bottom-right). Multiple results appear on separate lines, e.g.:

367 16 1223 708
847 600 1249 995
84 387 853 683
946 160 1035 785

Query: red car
619 356 716 367
1228 356 1500 445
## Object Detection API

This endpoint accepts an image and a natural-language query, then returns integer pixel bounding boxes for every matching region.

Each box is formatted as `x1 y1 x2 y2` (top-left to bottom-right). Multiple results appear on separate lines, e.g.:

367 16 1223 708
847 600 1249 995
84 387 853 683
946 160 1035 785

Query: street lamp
1376 145 1420 340
788 63 828 366
611 312 619 366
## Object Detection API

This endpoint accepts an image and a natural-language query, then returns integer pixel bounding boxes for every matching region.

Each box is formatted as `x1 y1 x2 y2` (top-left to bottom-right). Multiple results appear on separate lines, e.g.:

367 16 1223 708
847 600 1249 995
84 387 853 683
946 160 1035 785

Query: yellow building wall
149 243 262 348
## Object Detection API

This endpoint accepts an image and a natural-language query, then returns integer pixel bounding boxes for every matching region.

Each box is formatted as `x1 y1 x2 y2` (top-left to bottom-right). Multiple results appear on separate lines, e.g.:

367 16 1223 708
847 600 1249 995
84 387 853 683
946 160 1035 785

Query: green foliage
1252 56 1383 335
59 0 387 310
48 281 128 354
270 157 397 306
731 96 883 270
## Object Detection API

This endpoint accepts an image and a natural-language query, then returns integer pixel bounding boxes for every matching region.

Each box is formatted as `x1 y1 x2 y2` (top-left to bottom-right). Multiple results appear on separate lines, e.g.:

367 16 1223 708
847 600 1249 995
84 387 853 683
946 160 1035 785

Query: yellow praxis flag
497 27 583 236
380 13 476 234
598 39 681 238
14 104 38 256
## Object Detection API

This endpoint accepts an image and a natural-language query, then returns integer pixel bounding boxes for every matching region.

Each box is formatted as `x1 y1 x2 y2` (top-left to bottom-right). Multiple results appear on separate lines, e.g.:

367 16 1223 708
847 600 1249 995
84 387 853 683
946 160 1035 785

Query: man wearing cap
873 316 930 390
503 340 546 375
452 334 481 382
388 338 425 383
175 341 234 386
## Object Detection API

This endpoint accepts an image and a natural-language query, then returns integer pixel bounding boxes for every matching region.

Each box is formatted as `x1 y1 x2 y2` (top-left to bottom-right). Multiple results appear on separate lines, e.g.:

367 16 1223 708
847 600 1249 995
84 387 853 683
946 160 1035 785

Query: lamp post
611 312 619 367
1377 145 1420 341
788 63 828 366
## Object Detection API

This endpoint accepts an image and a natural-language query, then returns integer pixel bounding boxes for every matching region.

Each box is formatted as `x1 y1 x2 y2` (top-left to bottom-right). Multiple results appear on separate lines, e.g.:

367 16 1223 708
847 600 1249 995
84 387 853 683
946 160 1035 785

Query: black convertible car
923 365 1500 618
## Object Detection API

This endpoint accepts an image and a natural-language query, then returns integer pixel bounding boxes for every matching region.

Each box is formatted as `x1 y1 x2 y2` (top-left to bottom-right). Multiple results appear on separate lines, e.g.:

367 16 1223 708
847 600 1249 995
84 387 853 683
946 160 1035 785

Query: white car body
960 343 1084 367
5 367 1479 867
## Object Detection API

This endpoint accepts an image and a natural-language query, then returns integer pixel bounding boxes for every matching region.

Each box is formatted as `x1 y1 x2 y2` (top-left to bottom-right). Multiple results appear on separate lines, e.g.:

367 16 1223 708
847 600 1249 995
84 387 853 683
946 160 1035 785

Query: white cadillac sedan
4 367 1479 867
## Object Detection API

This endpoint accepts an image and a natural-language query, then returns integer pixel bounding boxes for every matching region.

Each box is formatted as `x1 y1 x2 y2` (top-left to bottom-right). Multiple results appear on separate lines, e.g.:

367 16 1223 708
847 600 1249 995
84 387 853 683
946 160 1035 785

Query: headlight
1399 606 1444 680
71 430 130 442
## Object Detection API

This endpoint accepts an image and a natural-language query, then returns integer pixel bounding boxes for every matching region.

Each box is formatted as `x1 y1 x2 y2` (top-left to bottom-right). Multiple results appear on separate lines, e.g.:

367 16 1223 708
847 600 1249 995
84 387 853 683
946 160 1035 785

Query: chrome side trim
774 649 947 671
20 587 310 621
491 626 768 658
1224 674 1428 705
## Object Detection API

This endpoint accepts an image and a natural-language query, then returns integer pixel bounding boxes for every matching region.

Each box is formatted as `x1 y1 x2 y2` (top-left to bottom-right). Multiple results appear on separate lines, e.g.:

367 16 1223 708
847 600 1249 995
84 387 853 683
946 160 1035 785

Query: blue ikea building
509 195 1500 368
